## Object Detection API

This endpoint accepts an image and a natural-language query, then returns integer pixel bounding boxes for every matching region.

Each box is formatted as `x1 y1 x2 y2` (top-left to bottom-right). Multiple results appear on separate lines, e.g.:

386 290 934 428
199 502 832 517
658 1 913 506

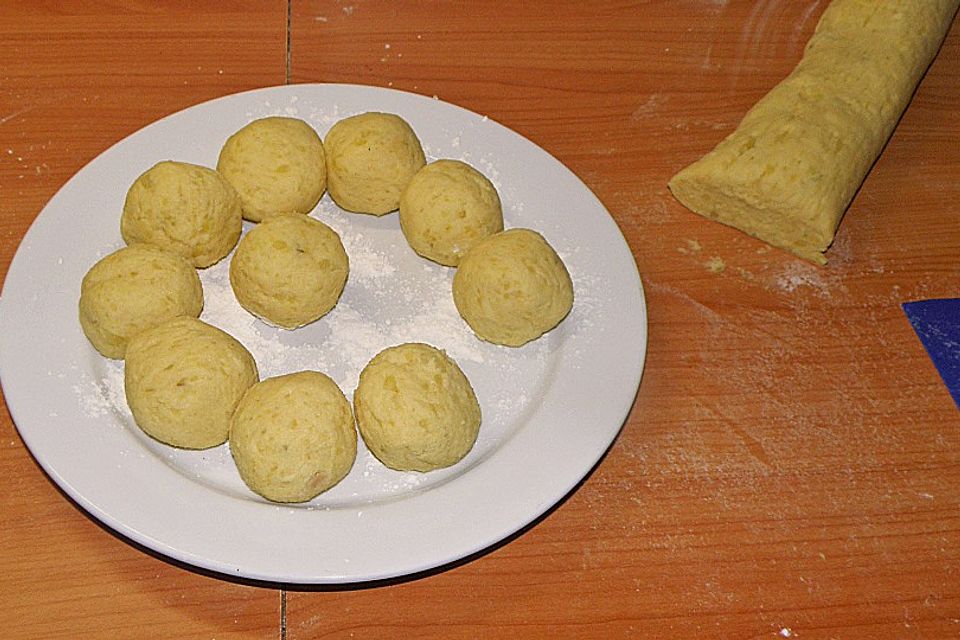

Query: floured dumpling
452 228 573 347
324 112 425 215
399 159 503 266
121 160 242 268
354 343 481 472
217 116 326 222
79 244 203 359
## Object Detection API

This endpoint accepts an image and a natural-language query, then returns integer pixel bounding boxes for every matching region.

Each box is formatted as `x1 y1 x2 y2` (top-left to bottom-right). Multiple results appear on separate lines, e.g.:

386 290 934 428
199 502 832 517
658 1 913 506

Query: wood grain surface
0 2 286 638
2 1 959 638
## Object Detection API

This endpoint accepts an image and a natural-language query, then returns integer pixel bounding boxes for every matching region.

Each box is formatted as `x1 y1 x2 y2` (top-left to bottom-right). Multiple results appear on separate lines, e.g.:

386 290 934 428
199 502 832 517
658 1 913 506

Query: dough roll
668 0 959 264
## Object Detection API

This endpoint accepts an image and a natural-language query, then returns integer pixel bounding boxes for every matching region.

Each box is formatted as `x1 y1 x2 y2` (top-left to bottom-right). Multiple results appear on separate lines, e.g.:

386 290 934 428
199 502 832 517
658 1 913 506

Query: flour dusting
70 92 599 508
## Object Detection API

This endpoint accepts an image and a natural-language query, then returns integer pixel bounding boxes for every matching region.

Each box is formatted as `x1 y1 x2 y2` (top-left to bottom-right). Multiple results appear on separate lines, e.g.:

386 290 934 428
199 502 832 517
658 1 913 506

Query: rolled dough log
668 0 959 264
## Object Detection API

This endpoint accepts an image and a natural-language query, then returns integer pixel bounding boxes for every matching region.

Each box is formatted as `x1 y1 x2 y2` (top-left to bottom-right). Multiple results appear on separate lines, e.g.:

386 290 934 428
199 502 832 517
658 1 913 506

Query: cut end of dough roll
668 171 829 265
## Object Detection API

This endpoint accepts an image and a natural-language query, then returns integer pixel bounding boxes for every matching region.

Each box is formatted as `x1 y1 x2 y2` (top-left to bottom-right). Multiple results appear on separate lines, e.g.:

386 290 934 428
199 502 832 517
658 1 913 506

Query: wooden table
2 2 958 637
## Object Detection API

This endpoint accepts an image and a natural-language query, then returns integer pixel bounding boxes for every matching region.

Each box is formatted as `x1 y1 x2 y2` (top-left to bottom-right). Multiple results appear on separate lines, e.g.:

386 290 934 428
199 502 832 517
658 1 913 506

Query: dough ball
452 228 574 347
121 160 242 268
229 214 348 329
217 117 326 222
124 317 258 449
354 343 481 472
399 159 504 266
79 244 203 359
324 112 426 215
229 371 357 503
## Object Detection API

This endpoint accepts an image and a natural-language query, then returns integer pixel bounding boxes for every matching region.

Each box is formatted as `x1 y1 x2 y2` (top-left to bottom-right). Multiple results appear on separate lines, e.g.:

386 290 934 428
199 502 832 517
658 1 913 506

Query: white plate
0 84 646 584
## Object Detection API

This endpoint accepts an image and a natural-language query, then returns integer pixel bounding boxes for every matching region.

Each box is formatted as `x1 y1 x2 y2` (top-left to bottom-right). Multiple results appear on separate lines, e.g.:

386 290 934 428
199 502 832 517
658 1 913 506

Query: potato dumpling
124 317 258 449
79 244 203 359
121 160 242 268
399 159 503 266
217 116 326 222
229 371 357 503
324 112 425 215
354 343 481 472
452 228 573 347
229 214 348 329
